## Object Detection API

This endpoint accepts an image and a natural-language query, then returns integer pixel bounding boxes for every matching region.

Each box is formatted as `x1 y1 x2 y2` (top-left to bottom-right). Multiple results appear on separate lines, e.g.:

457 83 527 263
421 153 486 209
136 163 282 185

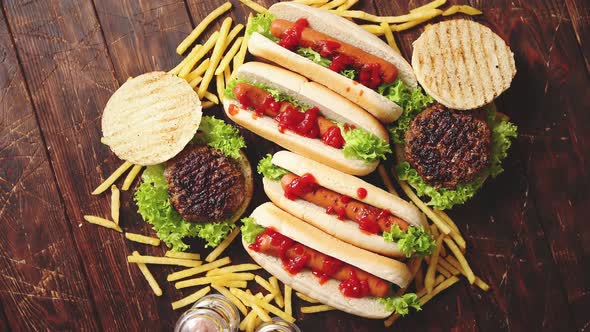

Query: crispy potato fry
337 0 359 10
380 21 400 54
436 263 451 278
417 274 445 298
301 305 335 313
132 251 162 296
207 263 262 276
121 165 143 191
211 280 248 288
239 292 275 331
224 66 231 85
445 256 489 291
294 0 328 5
434 209 460 233
269 277 284 308
410 0 446 13
216 73 225 102
250 301 272 323
360 24 383 35
198 18 232 99
127 255 201 267
425 234 444 293
168 257 231 281
189 76 203 88
231 288 295 323
165 251 201 260
439 256 460 276
224 24 244 48
233 14 253 69
92 161 133 195
177 2 231 54
172 286 211 310
186 58 211 82
83 215 122 232
332 8 440 23
110 185 120 224
284 285 292 316
176 273 255 289
295 292 319 303
442 5 482 16
377 165 399 196
429 225 447 256
206 228 240 262
320 0 346 10
444 238 475 283
124 232 161 246
212 284 248 315
414 265 424 292
254 275 275 293
202 101 216 109
239 0 267 13
215 37 243 76
203 91 220 104
434 210 466 252
179 32 220 78
419 276 459 305
391 9 443 31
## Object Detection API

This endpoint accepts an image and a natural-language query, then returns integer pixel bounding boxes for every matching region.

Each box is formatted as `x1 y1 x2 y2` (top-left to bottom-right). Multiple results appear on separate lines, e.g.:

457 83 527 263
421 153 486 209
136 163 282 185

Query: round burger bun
412 20 516 110
227 151 254 223
248 2 418 123
101 71 202 165
271 150 427 227
224 62 388 176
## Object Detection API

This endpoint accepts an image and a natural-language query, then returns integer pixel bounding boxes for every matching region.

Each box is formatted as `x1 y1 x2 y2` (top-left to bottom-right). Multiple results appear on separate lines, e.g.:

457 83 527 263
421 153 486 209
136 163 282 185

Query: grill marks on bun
412 20 516 110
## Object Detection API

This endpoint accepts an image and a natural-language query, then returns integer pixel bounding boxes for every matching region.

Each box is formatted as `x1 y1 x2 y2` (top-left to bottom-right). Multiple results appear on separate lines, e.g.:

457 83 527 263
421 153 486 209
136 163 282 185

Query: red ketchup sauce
339 271 371 298
321 126 345 149
255 95 280 117
278 18 309 50
329 54 354 73
316 40 340 57
359 63 382 89
284 173 318 200
356 187 367 199
358 210 381 235
275 106 321 138
228 104 239 116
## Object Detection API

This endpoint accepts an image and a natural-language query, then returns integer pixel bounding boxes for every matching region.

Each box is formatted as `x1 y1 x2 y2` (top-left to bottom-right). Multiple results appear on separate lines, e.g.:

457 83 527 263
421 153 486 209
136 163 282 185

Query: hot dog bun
223 62 388 176
247 2 417 123
263 151 427 257
243 202 412 319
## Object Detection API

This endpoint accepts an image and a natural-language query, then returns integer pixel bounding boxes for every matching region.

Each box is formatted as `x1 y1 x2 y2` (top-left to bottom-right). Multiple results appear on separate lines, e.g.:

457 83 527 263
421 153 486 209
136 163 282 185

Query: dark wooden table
1 0 588 331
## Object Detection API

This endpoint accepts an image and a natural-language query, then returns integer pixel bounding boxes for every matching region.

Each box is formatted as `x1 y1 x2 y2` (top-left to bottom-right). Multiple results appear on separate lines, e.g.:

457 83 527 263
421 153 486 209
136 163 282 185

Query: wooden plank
1 0 165 330
565 0 590 73
0 6 99 331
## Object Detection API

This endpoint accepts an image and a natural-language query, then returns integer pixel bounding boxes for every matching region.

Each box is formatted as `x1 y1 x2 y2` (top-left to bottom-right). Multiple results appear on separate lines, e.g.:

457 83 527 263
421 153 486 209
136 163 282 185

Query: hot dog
247 2 419 123
224 62 390 176
241 202 415 319
260 151 434 258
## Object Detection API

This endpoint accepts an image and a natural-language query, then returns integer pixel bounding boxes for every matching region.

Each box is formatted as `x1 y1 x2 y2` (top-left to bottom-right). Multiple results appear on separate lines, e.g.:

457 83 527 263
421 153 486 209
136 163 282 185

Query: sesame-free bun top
411 20 516 110
101 72 202 165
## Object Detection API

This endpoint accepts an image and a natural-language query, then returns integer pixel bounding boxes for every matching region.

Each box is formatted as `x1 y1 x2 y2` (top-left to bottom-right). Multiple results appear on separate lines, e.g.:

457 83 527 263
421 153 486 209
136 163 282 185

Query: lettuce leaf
225 78 310 110
257 154 290 180
134 165 235 251
379 293 421 316
247 12 278 41
241 217 265 243
396 107 518 210
297 47 331 68
193 116 246 160
383 225 435 258
379 80 435 144
340 69 356 80
340 125 391 162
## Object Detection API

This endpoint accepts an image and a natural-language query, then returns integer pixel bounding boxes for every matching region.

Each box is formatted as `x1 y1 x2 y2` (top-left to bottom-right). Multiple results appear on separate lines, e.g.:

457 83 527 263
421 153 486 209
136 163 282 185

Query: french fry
122 165 143 191
233 14 253 69
224 24 245 48
168 256 232 281
391 10 443 32
444 238 475 283
380 22 400 54
92 161 133 195
127 255 201 267
206 228 240 262
425 234 444 293
186 58 211 82
83 215 122 232
176 2 232 54
176 273 255 289
224 66 231 85
132 251 162 296
269 277 284 308
439 256 460 276
434 210 466 252
215 37 243 76
384 313 400 327
442 5 482 16
294 0 329 5
254 275 275 293
332 8 441 23
216 73 225 102
172 286 211 310
125 232 161 246
360 24 384 35
239 0 267 13
409 0 446 13
419 276 460 305
295 292 319 303
337 0 359 11
239 292 275 331
320 0 346 10
179 32 220 78
284 285 292 316
417 274 445 298
250 301 272 323
203 91 220 104
207 263 262 276
436 263 451 278
377 165 399 196
212 280 248 288
169 54 192 75
189 76 203 88
430 225 447 257
212 284 248 315
110 185 120 224
434 209 460 233
231 288 296 323
414 265 424 292
165 251 200 260
202 101 216 109
198 18 232 99
301 304 335 313
445 256 490 291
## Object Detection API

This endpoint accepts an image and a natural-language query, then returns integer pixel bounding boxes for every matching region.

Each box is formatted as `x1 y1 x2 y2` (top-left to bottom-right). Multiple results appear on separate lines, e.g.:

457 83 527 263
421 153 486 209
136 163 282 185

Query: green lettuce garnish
297 47 331 68
378 80 435 144
340 69 356 80
134 165 235 251
225 78 309 110
397 107 518 210
257 154 290 180
340 125 391 163
241 217 265 243
378 293 422 316
247 12 278 41
193 116 246 160
383 225 435 258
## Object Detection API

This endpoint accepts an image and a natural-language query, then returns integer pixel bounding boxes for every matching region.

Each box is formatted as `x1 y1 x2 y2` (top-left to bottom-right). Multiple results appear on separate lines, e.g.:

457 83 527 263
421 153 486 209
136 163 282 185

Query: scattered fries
132 251 162 296
202 101 216 109
269 277 284 308
172 286 211 310
212 280 248 288
410 0 446 13
186 58 211 82
122 165 142 191
320 0 346 10
206 228 240 262
92 161 133 195
215 37 243 76
295 292 319 303
165 251 201 260
168 257 232 282
203 91 220 104
442 5 482 16
125 232 161 246
83 215 122 232
419 276 460 305
212 284 248 315
127 254 202 267
239 0 267 13
444 238 475 283
425 234 444 293
179 32 219 78
284 285 292 316
207 263 262 276
110 185 120 224
176 273 255 289
301 304 335 313
198 17 232 99
231 288 295 323
176 2 231 54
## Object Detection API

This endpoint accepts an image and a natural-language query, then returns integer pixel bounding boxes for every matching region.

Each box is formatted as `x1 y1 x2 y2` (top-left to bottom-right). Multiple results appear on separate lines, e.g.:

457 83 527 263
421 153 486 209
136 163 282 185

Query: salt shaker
254 317 302 332
174 294 240 332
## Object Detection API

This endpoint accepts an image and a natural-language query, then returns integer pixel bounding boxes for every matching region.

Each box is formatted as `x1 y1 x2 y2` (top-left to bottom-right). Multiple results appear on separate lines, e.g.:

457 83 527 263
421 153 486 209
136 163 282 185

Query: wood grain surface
0 0 588 331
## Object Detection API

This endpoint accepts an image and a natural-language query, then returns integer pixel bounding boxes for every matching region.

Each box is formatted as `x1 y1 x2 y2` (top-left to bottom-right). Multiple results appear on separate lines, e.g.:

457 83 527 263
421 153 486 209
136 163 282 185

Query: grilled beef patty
404 104 491 189
164 145 245 222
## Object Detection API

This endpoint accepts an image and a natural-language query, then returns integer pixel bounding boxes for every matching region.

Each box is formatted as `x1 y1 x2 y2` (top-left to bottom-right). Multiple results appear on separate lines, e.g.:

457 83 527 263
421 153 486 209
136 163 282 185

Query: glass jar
174 294 240 332
254 317 301 332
